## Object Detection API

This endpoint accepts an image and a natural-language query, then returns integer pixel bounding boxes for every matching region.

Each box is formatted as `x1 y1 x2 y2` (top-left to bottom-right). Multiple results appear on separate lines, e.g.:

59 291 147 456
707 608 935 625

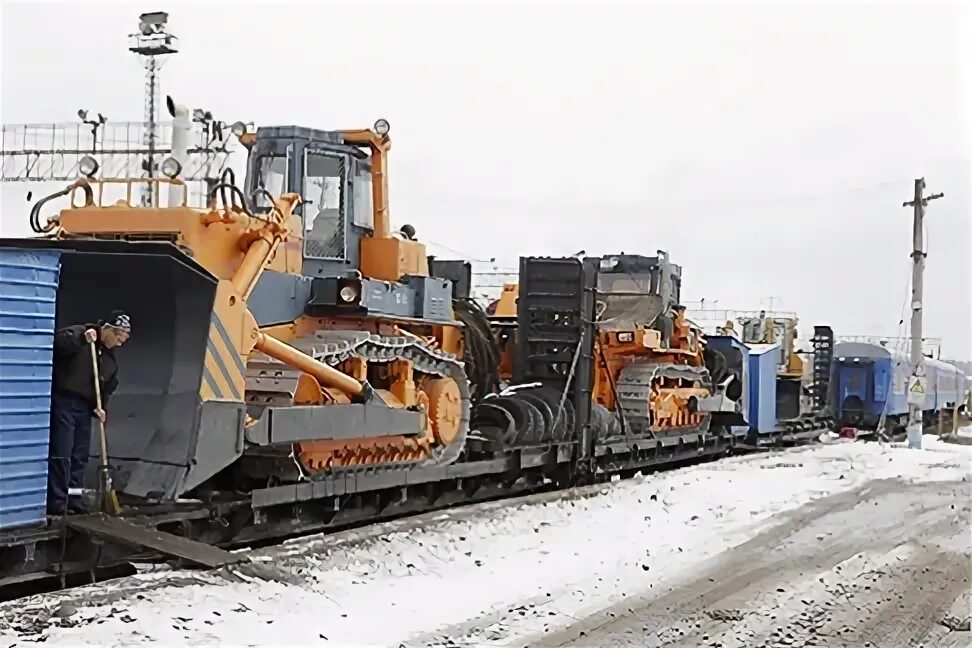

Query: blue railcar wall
0 249 60 529
834 362 869 414
929 360 965 410
834 340 968 422
887 358 911 416
747 345 779 433
883 354 962 416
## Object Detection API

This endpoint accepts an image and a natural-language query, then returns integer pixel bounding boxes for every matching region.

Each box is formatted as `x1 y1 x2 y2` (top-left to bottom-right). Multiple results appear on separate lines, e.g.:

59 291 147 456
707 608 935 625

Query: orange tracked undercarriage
244 320 468 476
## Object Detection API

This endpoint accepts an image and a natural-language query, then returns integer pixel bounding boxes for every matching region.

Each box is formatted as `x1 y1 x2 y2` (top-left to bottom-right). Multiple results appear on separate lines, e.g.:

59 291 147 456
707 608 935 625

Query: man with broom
46 311 130 516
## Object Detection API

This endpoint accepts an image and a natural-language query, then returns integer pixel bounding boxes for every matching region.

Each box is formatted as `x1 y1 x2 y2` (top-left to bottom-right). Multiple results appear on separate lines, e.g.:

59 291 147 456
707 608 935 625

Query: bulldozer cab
740 312 773 344
593 253 681 332
245 126 375 277
739 313 799 373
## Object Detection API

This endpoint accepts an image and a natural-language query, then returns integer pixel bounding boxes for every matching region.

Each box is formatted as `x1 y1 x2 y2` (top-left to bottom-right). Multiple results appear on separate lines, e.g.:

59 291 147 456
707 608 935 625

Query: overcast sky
1 1 969 358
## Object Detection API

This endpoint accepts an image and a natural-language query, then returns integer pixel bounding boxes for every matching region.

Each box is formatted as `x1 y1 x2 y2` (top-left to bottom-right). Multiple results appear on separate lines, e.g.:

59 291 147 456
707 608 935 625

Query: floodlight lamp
600 257 619 270
138 12 168 35
77 109 88 121
78 156 99 178
374 118 390 136
160 156 182 179
230 121 248 138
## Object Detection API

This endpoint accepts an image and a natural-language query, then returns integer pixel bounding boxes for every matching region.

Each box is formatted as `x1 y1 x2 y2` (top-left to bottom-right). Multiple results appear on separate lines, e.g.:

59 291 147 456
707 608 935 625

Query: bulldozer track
614 362 713 437
245 330 472 476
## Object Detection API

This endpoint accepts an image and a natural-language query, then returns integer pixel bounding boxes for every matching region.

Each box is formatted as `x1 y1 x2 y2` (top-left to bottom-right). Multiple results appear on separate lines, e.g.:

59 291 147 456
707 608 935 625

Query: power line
413 177 918 214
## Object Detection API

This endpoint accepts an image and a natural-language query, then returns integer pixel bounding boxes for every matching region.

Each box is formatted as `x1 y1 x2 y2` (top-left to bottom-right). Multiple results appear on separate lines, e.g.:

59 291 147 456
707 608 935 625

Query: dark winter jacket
52 324 119 410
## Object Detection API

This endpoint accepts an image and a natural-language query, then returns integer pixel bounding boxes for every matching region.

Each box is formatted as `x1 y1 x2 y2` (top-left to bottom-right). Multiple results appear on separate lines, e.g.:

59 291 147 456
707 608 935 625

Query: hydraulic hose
29 181 94 233
208 182 253 217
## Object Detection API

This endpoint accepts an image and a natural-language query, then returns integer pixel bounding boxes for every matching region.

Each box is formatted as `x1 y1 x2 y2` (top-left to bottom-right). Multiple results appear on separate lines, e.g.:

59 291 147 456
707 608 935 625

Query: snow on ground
2 435 970 647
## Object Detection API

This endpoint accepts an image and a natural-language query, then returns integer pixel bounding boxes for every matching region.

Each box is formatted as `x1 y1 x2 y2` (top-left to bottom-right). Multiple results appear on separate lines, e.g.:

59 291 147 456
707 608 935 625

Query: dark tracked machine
0 120 832 595
467 252 743 471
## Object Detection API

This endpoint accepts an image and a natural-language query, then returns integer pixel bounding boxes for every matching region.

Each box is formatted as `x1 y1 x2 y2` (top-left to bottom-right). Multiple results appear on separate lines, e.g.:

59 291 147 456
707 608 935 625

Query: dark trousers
47 391 93 514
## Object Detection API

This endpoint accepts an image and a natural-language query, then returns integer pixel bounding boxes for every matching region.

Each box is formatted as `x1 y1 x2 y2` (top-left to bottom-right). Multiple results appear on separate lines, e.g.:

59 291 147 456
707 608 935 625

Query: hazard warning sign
908 375 927 406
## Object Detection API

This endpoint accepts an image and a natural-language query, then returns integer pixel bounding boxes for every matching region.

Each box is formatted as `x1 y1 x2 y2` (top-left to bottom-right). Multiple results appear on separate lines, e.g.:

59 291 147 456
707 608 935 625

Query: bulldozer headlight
230 121 248 138
617 332 634 343
160 156 182 179
78 155 99 178
374 118 390 136
339 284 360 303
599 256 619 270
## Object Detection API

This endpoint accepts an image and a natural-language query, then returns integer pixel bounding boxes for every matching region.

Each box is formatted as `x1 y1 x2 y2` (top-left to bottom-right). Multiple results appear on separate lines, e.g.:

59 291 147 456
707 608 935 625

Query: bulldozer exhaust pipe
165 96 191 208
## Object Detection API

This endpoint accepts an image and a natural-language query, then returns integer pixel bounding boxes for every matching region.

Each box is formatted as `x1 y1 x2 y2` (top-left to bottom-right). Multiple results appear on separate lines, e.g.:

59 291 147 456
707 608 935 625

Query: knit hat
106 310 132 333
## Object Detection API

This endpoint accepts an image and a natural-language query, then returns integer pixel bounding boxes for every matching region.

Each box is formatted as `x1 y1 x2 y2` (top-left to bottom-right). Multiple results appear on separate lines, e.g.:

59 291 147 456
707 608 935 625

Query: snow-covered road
535 477 971 647
1 435 969 647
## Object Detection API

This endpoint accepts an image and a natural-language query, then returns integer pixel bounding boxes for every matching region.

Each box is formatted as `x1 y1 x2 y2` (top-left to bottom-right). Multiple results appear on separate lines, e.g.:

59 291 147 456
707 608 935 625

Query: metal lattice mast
2 11 243 212
129 11 179 207
144 55 159 200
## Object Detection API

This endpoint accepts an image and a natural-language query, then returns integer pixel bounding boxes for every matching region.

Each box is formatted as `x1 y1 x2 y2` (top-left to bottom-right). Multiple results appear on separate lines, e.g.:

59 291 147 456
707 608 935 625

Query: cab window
252 155 287 211
353 161 374 230
303 152 345 260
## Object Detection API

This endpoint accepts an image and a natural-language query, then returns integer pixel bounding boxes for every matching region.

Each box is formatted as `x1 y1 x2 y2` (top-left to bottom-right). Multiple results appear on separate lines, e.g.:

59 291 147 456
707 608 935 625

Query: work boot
46 501 69 517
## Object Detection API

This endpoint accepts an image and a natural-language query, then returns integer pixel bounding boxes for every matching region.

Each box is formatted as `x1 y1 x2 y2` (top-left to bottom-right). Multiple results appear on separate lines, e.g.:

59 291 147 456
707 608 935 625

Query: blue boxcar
833 341 967 429
0 249 60 530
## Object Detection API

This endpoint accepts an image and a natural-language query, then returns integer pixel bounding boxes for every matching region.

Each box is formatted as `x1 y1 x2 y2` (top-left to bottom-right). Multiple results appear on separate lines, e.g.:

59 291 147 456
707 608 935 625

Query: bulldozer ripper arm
227 191 373 403
253 333 371 402
229 193 301 301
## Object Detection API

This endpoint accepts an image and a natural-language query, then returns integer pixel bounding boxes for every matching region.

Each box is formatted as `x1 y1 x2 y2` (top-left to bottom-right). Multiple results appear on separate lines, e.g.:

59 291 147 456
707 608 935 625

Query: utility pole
902 178 943 449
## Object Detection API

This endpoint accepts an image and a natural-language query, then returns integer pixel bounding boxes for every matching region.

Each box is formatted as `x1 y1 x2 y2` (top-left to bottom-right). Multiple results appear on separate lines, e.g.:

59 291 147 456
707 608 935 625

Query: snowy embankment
2 434 970 647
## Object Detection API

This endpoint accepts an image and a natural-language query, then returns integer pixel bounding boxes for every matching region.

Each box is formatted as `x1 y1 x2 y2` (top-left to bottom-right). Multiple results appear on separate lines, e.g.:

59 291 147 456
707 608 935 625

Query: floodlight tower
129 11 179 206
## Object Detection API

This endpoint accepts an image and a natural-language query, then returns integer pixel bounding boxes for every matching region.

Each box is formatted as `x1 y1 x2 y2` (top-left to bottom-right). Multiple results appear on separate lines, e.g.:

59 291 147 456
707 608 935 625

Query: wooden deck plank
67 514 246 569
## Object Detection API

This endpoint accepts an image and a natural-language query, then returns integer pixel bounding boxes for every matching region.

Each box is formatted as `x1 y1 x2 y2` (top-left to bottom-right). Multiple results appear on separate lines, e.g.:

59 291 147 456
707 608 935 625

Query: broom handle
89 341 109 467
